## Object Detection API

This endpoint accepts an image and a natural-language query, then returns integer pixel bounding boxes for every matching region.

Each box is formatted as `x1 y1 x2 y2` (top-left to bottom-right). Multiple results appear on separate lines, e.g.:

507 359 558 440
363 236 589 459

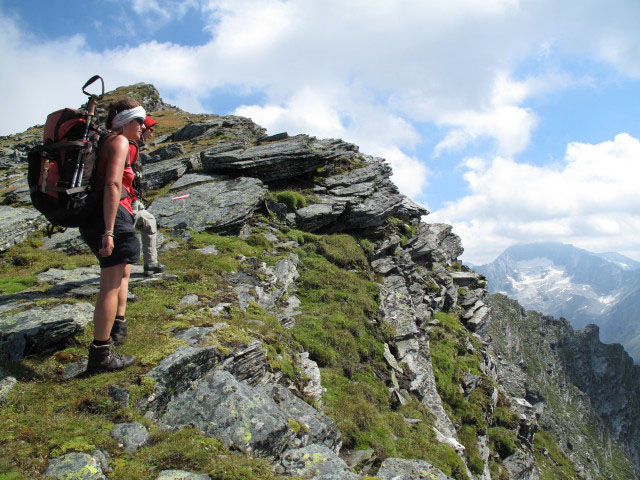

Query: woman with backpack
80 97 146 373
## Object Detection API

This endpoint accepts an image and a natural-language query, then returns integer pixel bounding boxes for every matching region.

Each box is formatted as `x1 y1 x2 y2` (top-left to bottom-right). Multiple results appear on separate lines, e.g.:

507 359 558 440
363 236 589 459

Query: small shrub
489 427 517 459
316 235 368 269
493 406 520 429
0 275 37 294
458 425 484 474
276 191 307 212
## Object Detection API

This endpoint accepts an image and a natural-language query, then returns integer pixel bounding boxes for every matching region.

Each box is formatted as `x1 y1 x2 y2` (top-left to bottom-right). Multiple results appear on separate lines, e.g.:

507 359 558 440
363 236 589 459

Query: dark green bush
276 191 307 211
489 427 517 459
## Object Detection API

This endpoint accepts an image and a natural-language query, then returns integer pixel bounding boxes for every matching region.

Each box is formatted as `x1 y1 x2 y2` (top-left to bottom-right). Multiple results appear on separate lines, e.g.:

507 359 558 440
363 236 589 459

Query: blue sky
2 0 639 263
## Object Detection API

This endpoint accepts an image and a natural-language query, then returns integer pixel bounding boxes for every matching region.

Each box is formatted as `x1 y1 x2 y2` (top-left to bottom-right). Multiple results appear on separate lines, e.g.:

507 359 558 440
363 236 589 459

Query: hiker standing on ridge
130 115 165 276
79 97 144 373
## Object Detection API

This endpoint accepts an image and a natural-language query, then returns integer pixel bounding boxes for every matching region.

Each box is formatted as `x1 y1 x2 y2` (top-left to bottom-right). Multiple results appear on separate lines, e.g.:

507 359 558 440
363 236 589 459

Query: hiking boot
86 339 135 374
110 319 127 346
144 262 166 276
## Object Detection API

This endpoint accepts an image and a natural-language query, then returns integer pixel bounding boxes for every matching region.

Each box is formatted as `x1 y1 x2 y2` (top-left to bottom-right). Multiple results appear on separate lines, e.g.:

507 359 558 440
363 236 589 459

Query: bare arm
99 135 128 257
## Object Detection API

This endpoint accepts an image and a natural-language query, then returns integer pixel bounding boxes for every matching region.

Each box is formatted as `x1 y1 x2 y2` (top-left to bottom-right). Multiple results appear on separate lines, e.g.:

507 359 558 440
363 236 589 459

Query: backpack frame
27 76 104 228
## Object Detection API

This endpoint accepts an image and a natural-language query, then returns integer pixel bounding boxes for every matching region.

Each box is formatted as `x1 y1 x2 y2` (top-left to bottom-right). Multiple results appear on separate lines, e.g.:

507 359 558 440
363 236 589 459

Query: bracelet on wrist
102 232 114 238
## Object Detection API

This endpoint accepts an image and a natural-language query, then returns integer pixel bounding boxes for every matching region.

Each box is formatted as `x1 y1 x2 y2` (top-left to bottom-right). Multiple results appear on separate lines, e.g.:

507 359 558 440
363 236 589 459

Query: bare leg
93 263 126 341
116 264 131 317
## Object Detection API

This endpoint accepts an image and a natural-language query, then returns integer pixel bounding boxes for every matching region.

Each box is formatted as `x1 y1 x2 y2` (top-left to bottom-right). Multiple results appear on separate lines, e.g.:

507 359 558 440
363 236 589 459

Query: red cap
144 115 158 129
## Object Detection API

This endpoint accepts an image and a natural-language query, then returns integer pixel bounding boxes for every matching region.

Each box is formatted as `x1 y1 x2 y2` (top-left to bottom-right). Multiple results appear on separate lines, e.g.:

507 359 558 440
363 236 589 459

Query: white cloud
429 134 640 264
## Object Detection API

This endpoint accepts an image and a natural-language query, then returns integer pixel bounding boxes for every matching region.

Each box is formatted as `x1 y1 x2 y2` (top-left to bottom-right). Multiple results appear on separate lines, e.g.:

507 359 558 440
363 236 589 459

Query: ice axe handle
86 96 99 118
82 75 104 99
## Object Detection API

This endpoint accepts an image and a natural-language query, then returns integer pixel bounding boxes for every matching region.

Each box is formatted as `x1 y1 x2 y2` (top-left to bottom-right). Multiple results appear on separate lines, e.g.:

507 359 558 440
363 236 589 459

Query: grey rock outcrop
43 451 107 480
502 449 539 480
143 142 185 164
39 228 89 254
0 205 46 252
201 135 347 183
376 457 454 479
258 384 341 452
148 177 267 235
486 294 638 478
279 444 351 477
561 323 640 470
0 369 17 403
140 156 193 191
170 115 265 143
111 423 149 454
159 370 295 457
0 302 93 361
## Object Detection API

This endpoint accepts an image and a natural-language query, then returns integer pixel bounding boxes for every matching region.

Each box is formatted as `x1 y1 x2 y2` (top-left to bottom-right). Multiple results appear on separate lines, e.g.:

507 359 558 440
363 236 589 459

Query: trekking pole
72 75 104 188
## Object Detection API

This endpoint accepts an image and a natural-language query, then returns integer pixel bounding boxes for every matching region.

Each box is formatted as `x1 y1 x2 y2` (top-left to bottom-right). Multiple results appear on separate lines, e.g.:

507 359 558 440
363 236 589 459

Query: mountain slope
0 83 638 479
475 242 640 361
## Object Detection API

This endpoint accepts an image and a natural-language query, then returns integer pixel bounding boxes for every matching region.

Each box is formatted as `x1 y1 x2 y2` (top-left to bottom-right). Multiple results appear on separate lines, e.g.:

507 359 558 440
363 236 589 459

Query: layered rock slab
159 370 295 457
0 205 46 252
376 457 454 480
148 177 267 234
0 302 93 361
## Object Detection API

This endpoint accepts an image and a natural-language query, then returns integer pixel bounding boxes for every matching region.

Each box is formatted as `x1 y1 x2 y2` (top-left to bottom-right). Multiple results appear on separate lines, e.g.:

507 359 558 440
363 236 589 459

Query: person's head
141 115 158 143
106 97 146 141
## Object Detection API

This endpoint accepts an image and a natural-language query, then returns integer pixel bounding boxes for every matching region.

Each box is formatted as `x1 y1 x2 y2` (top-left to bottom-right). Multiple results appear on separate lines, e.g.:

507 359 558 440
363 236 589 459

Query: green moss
313 234 369 270
458 425 484 474
534 430 581 480
493 406 519 429
0 275 37 294
291 252 381 369
489 427 517 459
0 238 96 295
109 428 283 480
387 217 417 238
274 191 307 212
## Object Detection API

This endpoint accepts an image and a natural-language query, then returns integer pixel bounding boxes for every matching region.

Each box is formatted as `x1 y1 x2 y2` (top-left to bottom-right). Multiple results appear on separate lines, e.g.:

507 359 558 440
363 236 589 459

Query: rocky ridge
0 83 637 479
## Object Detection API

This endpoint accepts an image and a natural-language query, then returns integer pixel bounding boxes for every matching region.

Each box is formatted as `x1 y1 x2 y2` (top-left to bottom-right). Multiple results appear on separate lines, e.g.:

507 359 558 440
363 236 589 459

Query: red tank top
96 135 137 215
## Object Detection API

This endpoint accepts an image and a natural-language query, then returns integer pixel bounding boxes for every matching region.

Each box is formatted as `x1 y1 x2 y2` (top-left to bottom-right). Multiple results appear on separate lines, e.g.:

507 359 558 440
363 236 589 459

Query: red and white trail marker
171 193 190 201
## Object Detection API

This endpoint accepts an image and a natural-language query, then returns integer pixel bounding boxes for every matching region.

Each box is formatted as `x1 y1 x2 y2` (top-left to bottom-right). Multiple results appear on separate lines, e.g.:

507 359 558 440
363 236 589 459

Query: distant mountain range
474 242 640 362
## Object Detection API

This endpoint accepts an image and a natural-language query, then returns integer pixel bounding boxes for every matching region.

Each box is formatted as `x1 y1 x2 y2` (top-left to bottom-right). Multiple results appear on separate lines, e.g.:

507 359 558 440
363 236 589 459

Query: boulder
173 327 216 347
258 384 341 452
502 449 539 480
144 143 185 164
170 173 227 192
159 370 294 457
296 352 326 402
405 223 463 266
144 346 223 415
375 457 454 480
107 385 130 408
170 116 265 143
39 228 89 254
3 182 30 206
141 156 193 191
220 340 270 386
0 302 93 361
0 370 17 403
0 205 46 252
202 135 355 183
295 204 340 232
36 265 171 297
148 177 267 235
310 472 360 480
279 444 351 477
43 452 106 480
111 423 149 454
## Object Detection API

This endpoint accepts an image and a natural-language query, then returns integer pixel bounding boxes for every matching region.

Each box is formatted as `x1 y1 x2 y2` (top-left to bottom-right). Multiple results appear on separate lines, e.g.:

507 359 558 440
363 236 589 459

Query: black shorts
80 204 141 269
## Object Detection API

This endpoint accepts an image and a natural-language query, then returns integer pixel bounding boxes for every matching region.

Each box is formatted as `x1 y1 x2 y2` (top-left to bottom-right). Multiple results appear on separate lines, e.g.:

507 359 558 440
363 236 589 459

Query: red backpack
27 75 105 228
